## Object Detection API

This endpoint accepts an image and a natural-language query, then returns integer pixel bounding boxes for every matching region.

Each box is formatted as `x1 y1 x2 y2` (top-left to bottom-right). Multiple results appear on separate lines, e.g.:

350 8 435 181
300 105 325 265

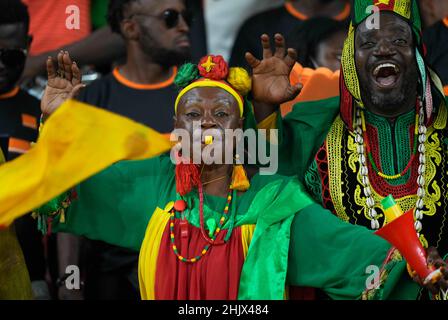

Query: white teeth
373 63 399 76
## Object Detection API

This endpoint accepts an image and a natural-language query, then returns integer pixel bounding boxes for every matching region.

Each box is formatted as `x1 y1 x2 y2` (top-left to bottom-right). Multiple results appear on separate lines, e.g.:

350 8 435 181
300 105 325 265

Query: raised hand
41 51 85 118
246 34 302 106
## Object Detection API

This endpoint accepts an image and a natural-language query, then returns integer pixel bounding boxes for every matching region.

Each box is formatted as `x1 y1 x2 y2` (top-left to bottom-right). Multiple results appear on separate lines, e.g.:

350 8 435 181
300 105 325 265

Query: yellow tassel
230 164 250 191
59 208 66 224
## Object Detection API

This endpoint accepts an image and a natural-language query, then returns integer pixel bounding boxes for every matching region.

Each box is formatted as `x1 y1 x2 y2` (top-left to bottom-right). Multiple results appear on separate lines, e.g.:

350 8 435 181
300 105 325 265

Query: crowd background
0 0 447 300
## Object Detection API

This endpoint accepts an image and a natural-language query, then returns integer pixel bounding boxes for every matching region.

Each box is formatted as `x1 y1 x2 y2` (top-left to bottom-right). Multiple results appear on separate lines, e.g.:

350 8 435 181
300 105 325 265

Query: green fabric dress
37 153 410 299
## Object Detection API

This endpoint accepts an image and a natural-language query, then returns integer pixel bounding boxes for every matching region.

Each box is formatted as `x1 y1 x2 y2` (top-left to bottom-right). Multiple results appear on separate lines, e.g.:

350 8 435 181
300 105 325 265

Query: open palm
246 34 302 105
41 51 85 117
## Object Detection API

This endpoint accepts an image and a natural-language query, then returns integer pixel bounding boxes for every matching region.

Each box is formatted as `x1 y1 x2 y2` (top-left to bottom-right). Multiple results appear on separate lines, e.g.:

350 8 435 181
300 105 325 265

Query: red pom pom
174 200 187 212
198 55 228 80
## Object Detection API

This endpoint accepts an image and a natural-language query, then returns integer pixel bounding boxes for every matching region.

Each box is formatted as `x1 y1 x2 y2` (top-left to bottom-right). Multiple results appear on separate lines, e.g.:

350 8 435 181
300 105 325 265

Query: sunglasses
0 48 27 67
130 9 193 29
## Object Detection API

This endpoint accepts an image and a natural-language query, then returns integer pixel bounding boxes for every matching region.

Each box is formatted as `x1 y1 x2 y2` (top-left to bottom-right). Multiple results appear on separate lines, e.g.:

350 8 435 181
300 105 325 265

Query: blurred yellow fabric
0 147 33 299
0 99 173 227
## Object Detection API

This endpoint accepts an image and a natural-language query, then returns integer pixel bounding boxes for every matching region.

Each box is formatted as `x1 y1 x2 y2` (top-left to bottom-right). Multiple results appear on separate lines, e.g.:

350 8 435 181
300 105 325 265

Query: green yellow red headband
175 78 244 117
174 55 251 118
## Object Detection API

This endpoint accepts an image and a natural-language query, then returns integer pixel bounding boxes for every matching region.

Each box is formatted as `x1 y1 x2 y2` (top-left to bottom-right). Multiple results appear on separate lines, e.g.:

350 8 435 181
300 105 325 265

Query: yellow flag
0 100 173 227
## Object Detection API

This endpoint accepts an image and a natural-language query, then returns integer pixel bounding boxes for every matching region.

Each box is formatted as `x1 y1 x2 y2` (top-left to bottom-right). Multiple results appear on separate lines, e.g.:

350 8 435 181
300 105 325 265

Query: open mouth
372 62 400 88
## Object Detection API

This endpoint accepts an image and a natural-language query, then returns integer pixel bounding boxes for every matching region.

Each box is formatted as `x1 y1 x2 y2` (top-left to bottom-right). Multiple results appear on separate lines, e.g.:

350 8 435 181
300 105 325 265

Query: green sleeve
243 97 339 179
53 154 174 251
277 97 340 178
287 203 419 300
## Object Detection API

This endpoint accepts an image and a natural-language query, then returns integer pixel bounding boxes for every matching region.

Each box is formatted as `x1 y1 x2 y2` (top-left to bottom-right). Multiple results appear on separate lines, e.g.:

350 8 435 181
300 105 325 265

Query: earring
230 154 250 191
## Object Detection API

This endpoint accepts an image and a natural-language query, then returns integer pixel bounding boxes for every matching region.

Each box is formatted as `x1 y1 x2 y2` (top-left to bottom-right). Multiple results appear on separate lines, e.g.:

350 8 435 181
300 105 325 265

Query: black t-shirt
76 68 179 281
229 3 351 70
78 68 178 132
423 20 448 86
0 88 40 161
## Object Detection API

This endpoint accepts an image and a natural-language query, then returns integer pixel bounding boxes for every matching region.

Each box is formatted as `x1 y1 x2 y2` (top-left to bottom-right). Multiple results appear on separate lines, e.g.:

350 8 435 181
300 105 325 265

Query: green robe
261 96 448 299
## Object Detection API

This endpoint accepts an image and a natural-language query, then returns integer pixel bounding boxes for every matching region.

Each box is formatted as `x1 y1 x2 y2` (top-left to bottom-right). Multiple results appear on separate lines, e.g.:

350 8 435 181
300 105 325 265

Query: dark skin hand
41 51 85 118
410 247 448 295
291 0 348 19
246 33 302 122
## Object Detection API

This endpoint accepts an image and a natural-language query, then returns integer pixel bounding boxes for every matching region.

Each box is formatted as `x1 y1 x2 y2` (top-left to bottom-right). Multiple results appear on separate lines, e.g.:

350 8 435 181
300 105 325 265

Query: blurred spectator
294 17 348 71
229 0 350 69
203 0 283 60
20 0 125 88
22 0 92 56
0 0 44 300
419 0 448 27
54 0 193 300
420 0 448 94
280 18 348 116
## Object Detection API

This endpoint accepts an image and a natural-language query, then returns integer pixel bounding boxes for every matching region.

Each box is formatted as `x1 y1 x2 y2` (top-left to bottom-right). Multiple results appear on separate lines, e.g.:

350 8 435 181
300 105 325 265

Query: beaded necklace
354 100 427 234
169 184 234 263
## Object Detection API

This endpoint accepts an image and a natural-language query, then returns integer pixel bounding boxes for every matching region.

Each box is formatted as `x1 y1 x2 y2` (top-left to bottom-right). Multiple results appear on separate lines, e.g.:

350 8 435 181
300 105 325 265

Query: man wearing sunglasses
43 0 193 300
0 0 46 300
